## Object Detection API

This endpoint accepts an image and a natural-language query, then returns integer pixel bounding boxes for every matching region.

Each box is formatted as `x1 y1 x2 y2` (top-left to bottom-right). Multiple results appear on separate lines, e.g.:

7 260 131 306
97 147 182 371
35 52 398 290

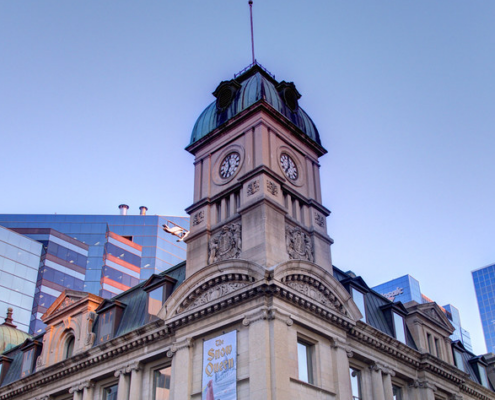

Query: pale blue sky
1 1 494 354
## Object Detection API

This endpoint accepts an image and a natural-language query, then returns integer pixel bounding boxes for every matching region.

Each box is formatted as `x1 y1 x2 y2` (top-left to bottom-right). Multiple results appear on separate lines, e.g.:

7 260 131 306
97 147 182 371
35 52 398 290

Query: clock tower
184 63 333 278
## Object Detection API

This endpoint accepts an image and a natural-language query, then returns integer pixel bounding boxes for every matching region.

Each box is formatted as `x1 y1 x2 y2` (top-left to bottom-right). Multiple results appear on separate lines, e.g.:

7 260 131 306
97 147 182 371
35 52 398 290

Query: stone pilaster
115 368 130 400
369 363 386 400
331 337 353 399
81 381 95 400
167 338 193 400
381 366 395 400
128 362 143 400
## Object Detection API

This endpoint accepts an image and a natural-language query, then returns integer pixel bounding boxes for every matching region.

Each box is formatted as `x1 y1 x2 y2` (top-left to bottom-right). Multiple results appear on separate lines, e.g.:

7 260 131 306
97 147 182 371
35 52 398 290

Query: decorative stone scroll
192 210 204 226
247 180 260 196
266 180 278 195
285 225 314 262
208 223 242 264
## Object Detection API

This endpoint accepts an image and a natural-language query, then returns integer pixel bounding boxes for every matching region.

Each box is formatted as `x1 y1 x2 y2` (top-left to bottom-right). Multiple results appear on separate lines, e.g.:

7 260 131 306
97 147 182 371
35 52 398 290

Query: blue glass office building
373 274 473 352
0 213 188 296
472 263 495 354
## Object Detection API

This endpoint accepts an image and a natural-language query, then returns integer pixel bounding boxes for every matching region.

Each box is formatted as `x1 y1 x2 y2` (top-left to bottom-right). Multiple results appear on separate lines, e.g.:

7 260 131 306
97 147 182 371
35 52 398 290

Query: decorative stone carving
182 282 249 312
192 210 204 226
284 276 346 315
242 306 293 326
208 223 242 264
266 180 278 195
285 225 313 262
166 337 193 358
84 312 96 347
247 180 260 196
58 297 76 312
315 213 325 227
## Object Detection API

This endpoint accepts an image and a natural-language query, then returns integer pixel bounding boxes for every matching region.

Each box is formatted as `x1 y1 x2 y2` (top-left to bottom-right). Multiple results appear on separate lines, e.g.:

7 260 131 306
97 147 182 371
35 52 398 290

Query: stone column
331 337 353 399
128 362 143 400
115 368 130 400
369 363 385 400
167 337 193 400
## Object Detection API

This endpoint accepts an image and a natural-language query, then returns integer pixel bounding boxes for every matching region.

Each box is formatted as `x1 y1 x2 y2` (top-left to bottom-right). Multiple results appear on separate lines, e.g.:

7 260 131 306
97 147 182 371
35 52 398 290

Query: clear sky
1 1 493 355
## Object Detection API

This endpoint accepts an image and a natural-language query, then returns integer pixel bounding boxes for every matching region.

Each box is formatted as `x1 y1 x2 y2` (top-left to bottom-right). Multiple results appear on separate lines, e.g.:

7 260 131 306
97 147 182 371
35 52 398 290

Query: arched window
64 334 75 359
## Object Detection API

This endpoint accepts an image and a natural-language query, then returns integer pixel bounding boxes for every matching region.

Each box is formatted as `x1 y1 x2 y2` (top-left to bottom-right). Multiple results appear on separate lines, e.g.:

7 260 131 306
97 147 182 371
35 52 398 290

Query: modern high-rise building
372 274 473 352
0 226 42 332
0 212 188 295
0 212 188 334
8 228 89 334
472 263 495 354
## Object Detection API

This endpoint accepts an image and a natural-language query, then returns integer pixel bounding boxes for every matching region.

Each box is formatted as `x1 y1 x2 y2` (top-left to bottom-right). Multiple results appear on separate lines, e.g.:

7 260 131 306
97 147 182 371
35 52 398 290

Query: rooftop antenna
249 0 256 64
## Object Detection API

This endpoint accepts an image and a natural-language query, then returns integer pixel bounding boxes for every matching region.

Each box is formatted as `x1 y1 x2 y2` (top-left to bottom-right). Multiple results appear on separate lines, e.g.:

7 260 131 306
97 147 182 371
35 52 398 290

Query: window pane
393 313 406 343
479 365 489 388
351 288 366 321
154 366 171 400
103 384 118 400
148 287 164 316
392 385 403 400
297 341 313 384
454 350 465 371
349 367 361 399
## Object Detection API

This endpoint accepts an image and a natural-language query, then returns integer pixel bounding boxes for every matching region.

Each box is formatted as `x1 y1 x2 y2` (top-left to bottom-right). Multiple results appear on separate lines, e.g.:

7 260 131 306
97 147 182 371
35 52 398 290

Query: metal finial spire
249 1 256 64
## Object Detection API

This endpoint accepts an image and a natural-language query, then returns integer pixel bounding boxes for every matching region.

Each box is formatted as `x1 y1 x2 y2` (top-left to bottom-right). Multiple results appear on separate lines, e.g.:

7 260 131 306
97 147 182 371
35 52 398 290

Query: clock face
219 152 240 179
280 153 298 180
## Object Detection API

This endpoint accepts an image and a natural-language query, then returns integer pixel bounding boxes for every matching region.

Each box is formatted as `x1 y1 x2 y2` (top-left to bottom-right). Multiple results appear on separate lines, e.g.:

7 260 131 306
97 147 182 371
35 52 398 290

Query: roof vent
118 204 129 216
139 206 148 216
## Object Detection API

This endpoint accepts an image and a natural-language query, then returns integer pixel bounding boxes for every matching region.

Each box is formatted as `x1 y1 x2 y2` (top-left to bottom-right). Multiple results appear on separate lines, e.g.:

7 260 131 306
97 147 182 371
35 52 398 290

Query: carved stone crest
285 225 313 262
192 210 204 226
208 223 242 264
315 213 325 227
266 180 278 195
58 297 76 312
247 180 260 196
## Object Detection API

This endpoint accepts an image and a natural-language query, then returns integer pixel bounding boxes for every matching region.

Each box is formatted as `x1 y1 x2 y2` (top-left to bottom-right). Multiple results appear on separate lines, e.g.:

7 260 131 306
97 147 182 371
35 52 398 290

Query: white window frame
297 339 315 385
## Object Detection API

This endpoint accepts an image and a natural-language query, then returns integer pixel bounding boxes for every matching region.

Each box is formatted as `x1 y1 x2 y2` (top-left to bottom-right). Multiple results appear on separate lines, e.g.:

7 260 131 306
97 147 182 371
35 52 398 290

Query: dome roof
190 64 321 146
0 309 31 354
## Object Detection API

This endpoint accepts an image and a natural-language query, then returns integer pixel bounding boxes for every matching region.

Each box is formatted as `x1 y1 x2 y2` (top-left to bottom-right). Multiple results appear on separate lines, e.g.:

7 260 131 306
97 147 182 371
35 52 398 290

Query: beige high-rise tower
184 64 333 278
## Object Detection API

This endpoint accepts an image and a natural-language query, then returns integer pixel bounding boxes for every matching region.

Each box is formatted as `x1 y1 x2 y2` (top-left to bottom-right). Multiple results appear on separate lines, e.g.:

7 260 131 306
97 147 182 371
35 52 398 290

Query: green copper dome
190 64 321 146
0 309 31 354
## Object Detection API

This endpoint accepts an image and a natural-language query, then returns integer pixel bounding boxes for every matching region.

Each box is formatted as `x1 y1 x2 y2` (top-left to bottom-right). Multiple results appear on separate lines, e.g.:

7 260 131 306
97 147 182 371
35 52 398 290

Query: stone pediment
405 301 454 334
273 260 361 323
42 290 103 325
158 260 266 321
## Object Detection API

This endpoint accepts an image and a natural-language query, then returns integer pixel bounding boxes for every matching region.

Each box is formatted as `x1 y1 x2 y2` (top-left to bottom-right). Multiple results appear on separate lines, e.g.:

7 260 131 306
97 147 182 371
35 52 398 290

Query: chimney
119 204 129 216
139 206 148 216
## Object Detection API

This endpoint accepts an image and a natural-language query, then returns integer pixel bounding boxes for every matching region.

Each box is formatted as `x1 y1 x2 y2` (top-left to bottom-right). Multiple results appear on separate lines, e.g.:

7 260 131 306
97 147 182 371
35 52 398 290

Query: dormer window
143 274 177 321
95 300 126 344
19 340 42 379
213 80 241 111
453 349 465 372
351 288 366 321
393 312 406 343
479 364 489 388
0 356 13 385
